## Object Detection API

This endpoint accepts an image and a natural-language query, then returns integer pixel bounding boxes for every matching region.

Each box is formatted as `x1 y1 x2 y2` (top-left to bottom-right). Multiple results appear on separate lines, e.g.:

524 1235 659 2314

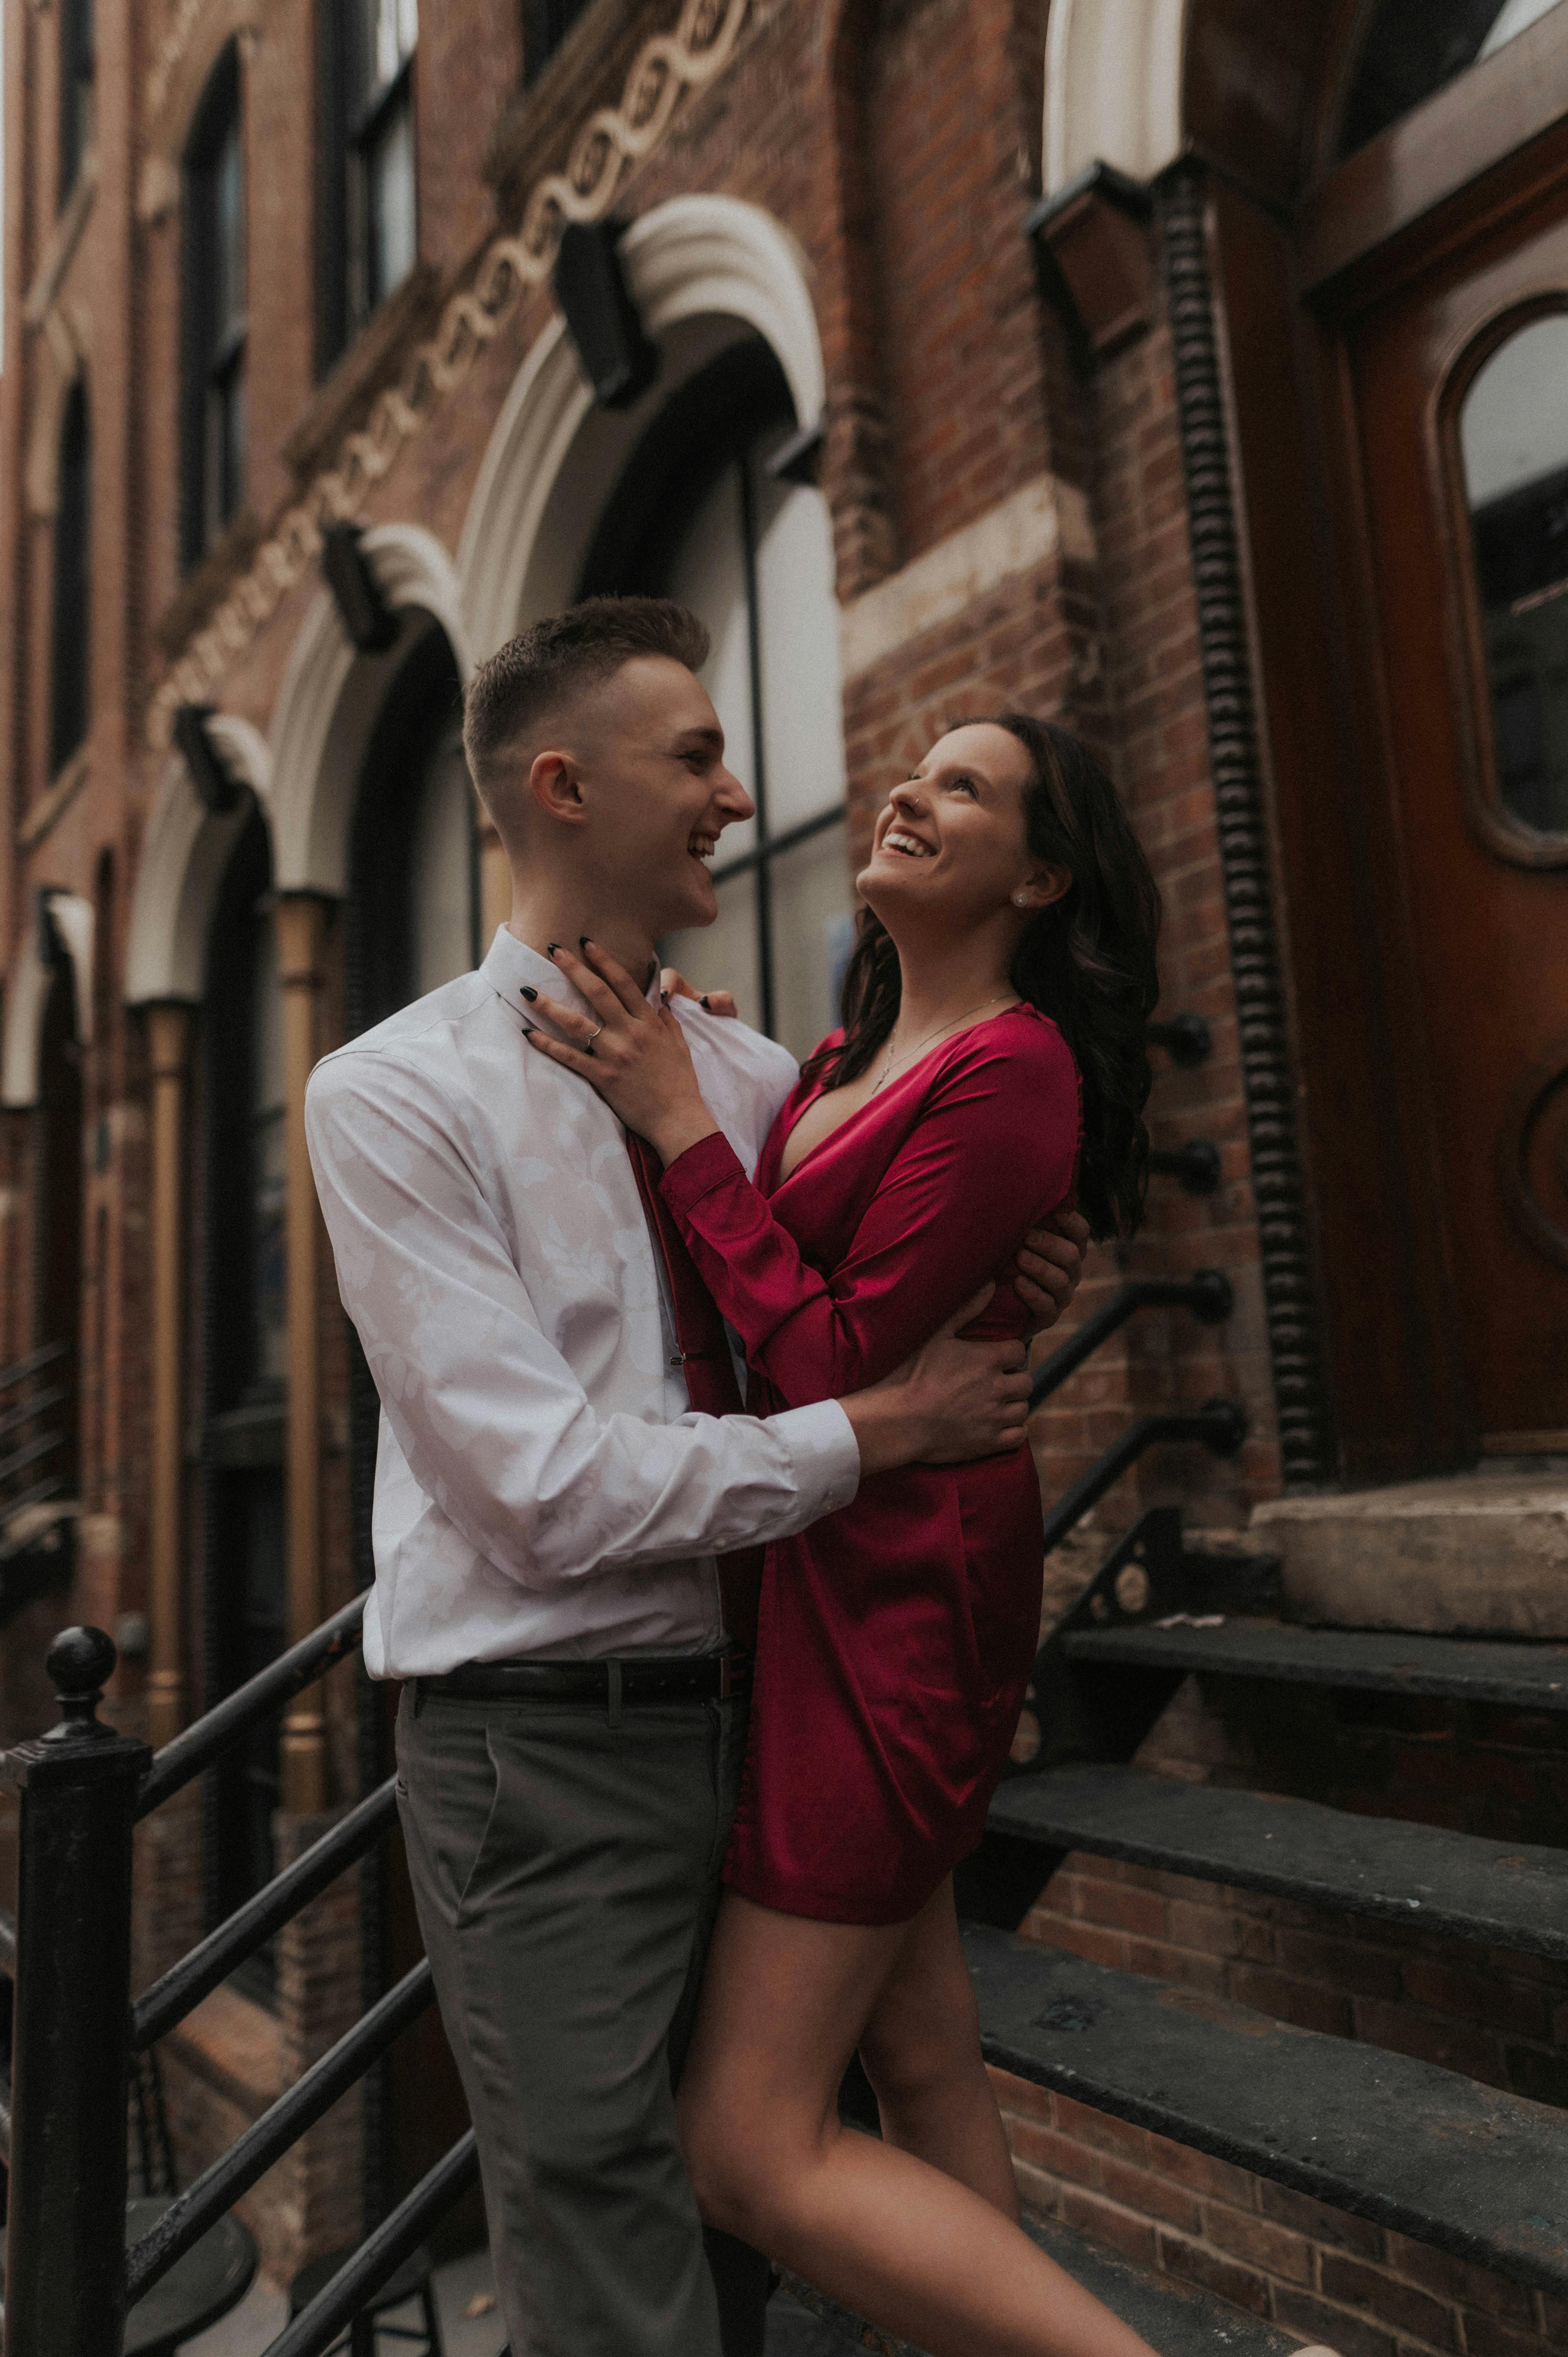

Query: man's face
570 656 754 939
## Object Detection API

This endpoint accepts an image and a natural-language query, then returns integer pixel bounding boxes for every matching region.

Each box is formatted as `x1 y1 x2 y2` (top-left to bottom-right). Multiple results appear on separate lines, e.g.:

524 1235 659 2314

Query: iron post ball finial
42 1623 119 1743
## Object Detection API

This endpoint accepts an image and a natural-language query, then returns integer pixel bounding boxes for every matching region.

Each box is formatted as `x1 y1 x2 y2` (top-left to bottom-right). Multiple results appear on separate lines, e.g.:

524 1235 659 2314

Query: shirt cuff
771 1396 861 1520
660 1129 745 1221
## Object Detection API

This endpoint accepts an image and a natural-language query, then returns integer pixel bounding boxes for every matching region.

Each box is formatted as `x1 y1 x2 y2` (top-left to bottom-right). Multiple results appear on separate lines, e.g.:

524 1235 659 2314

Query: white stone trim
268 523 471 897
838 475 1096 682
2 893 96 1107
1043 0 1188 195
124 716 273 1006
458 193 827 662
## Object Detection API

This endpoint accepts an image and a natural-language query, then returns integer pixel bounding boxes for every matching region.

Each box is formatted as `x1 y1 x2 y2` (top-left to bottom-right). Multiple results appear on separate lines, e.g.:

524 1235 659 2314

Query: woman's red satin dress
659 1002 1081 1925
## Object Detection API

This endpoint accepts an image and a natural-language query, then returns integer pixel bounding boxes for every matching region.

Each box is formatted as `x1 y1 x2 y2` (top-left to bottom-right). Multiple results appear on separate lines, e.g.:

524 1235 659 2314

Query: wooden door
1343 197 1568 1452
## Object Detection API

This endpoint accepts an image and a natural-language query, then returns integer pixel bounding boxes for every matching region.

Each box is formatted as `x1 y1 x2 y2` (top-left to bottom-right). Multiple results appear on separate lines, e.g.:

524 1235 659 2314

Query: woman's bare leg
678 1891 1164 2357
858 1877 1019 2219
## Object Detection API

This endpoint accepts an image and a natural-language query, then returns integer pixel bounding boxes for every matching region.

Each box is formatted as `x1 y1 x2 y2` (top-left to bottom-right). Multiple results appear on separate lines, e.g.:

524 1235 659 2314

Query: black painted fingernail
701 995 711 1010
660 989 670 1004
520 986 538 1002
546 941 560 956
580 936 593 950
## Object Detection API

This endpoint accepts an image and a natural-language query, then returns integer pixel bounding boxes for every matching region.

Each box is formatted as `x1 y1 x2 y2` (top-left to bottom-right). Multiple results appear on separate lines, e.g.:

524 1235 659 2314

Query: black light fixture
766 418 825 488
173 704 243 814
322 523 400 653
553 221 659 410
1147 1011 1212 1067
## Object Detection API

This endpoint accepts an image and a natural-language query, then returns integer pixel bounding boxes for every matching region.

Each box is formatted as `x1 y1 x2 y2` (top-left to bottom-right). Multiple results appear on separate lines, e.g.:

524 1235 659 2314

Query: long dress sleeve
659 1012 1080 1407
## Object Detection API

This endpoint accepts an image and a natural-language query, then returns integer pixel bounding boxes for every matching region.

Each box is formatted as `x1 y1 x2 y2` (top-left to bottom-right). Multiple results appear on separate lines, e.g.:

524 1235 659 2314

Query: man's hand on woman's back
840 1286 1033 1475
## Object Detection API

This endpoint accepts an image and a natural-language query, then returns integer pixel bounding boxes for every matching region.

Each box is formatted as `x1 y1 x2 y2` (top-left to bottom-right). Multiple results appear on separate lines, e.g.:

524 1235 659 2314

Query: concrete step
987 1763 1568 1958
1251 1469 1568 1637
1061 1617 1568 1710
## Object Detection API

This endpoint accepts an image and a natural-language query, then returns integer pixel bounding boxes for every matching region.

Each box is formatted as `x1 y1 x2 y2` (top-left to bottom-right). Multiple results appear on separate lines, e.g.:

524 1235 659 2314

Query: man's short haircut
463 596 710 796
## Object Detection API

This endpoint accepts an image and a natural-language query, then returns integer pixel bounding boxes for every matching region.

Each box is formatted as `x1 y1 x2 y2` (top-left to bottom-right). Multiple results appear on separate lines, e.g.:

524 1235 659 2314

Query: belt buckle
718 1655 744 1700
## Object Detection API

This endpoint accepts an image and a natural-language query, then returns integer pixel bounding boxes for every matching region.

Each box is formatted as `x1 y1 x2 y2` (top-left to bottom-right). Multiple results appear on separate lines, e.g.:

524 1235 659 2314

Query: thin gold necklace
870 991 1019 1095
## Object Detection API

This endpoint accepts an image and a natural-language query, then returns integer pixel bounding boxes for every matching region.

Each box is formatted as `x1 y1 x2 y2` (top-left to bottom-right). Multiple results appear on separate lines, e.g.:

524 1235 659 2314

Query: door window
1457 311 1568 850
1340 0 1566 157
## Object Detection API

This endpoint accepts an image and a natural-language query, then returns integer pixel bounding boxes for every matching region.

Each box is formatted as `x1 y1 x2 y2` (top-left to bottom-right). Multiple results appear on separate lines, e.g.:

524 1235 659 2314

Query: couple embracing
305 596 1165 2357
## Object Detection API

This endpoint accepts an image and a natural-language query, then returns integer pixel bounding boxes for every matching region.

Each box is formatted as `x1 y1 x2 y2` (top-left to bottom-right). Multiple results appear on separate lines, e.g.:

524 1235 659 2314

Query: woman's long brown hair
813 715 1162 1239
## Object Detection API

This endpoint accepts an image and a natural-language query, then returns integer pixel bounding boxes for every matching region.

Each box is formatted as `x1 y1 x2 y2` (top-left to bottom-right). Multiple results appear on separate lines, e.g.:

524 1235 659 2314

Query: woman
527 714 1168 2357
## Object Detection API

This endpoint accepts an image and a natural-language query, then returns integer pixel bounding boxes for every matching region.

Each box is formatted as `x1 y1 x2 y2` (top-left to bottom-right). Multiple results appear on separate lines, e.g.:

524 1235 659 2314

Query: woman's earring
1013 892 1030 909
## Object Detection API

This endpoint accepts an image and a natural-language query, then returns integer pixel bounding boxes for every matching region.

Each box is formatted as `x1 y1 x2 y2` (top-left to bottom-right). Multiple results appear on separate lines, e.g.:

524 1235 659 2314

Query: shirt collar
480 924 661 1024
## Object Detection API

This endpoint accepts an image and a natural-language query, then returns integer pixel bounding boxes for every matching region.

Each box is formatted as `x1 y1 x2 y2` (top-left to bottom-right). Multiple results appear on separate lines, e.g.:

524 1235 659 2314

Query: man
305 598 1087 2357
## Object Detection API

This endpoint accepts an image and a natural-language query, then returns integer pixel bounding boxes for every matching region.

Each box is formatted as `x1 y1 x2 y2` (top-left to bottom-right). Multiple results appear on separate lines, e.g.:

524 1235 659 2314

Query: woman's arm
657 1027 1080 1404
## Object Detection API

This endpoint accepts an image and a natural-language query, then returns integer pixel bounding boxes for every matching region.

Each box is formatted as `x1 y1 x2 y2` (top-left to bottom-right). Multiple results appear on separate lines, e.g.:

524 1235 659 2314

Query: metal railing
0 1250 1243 2353
0 1345 72 1568
0 1613 478 2357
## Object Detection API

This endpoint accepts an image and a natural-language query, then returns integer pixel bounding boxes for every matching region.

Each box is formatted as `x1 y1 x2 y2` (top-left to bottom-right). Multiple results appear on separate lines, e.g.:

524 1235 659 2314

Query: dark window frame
180 43 247 571
57 0 95 208
317 2 419 374
201 805 288 1995
49 380 91 777
524 0 592 83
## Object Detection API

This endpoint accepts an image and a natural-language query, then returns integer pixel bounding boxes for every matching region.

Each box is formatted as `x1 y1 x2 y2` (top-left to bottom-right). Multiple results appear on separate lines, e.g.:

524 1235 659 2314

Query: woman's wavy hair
816 715 1162 1239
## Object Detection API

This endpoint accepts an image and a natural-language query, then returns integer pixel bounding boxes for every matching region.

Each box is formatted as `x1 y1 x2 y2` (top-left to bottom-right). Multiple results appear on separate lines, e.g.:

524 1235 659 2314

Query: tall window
58 0 95 206
50 381 90 776
525 0 591 79
321 0 418 367
181 46 246 568
581 341 853 1063
204 808 287 1984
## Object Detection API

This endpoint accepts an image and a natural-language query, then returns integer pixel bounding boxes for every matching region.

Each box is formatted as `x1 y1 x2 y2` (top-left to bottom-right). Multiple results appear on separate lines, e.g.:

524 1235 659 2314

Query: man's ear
528 748 587 827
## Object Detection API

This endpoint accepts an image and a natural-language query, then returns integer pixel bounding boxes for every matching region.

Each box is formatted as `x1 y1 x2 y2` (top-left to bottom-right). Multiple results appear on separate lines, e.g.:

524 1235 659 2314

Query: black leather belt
418 1651 752 1704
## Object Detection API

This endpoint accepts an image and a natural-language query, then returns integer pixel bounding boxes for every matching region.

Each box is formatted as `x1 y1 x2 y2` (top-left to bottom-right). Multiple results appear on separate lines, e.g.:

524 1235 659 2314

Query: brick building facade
2 0 1566 2340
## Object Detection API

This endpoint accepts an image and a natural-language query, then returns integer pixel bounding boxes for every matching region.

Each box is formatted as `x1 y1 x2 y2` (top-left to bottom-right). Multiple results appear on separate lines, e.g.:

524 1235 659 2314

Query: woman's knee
859 1972 983 2112
678 2073 774 2241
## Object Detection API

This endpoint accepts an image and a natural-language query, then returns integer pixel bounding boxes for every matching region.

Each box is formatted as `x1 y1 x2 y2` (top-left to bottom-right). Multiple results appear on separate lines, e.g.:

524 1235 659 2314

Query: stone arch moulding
1042 0 1187 196
138 0 263 225
268 522 471 897
124 715 273 1007
458 193 828 664
2 892 96 1109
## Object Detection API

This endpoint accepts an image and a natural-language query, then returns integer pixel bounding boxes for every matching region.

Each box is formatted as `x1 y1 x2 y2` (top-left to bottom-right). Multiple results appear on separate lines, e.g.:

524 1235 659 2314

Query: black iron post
2 1628 149 2357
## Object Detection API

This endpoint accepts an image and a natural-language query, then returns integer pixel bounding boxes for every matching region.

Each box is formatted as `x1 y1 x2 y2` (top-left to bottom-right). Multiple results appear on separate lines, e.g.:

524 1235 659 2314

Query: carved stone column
275 894 331 1812
1158 163 1335 1488
144 1002 192 1750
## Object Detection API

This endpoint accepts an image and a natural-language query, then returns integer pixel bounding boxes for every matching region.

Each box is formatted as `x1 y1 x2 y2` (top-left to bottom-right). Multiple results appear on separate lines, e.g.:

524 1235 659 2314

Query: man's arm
306 1053 1027 1592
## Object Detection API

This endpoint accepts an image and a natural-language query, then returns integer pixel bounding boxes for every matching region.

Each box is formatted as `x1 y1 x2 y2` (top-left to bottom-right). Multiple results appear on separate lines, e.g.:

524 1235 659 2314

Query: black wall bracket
553 221 659 411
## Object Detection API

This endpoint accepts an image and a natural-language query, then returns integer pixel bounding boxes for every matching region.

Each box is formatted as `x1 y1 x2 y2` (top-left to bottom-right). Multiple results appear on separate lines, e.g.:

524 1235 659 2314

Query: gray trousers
394 1682 760 2357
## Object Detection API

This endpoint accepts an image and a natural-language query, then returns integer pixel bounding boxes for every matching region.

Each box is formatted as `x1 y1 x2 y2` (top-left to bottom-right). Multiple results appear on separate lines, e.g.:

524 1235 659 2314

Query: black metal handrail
0 1343 69 1399
124 1961 437 2304
266 2133 480 2357
1040 1400 1247 1560
135 1592 367 1819
1030 1269 1232 1410
132 1778 399 2050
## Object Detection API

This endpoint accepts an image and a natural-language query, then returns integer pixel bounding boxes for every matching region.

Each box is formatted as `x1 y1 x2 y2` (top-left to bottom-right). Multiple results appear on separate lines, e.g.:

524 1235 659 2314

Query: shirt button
669 1354 684 1368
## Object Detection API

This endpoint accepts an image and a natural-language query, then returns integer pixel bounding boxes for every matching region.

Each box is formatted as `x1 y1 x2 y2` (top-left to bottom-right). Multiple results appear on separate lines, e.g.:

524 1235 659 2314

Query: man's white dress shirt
305 926 861 1677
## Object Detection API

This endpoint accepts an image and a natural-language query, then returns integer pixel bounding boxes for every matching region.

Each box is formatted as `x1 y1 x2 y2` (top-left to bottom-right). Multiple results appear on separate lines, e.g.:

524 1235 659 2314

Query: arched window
524 0 591 80
57 0 95 206
203 806 287 1976
50 381 90 777
181 46 246 567
319 0 418 368
1455 310 1568 848
1339 0 1565 157
581 340 853 1063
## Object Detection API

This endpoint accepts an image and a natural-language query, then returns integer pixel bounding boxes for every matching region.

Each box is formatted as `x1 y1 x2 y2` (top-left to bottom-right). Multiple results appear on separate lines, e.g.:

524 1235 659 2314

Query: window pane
752 462 847 836
350 0 416 113
50 385 90 773
767 818 855 1065
1340 0 1566 155
410 718 478 996
1459 313 1568 837
215 118 245 339
661 872 764 1036
665 458 759 863
368 89 417 306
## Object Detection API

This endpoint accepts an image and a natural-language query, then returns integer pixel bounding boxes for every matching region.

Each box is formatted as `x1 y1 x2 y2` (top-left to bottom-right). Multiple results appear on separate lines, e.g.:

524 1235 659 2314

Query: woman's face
857 723 1062 929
